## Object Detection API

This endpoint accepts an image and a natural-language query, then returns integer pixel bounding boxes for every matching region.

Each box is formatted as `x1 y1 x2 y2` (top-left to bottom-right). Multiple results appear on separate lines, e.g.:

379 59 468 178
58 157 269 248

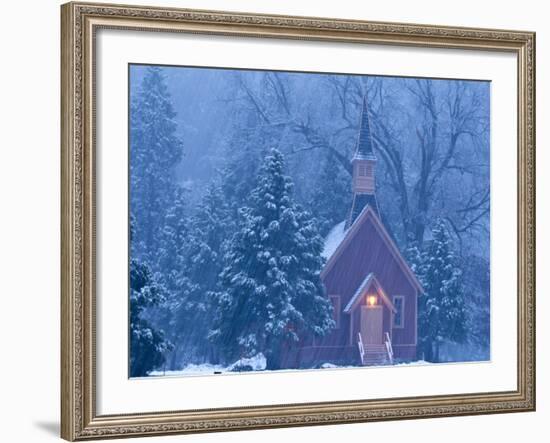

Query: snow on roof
344 273 374 313
322 204 376 262
343 272 396 314
322 221 347 260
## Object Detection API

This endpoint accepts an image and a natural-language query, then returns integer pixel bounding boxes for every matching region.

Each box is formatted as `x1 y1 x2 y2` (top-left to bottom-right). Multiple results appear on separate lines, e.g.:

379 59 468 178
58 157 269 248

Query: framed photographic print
61 1 536 440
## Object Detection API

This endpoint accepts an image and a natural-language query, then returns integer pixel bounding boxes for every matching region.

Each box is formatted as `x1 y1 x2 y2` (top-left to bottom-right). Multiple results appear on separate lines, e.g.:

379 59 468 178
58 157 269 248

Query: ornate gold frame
61 2 536 440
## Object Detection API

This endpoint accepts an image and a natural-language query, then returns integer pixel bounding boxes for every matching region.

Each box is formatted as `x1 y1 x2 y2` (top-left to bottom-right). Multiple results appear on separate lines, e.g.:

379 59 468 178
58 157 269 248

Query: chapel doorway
360 305 383 344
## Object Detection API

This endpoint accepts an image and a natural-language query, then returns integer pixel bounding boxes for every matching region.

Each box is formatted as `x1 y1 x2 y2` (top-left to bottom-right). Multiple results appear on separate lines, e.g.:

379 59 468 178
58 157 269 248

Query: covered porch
344 273 395 365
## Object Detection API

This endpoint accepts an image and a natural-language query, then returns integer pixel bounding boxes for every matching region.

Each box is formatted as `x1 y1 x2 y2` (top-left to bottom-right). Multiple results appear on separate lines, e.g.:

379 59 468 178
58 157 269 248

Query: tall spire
354 96 377 161
345 95 379 229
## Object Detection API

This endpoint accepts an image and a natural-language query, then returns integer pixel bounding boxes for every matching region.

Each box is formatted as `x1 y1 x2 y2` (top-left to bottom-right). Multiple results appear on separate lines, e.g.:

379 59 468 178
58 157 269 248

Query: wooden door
360 306 383 344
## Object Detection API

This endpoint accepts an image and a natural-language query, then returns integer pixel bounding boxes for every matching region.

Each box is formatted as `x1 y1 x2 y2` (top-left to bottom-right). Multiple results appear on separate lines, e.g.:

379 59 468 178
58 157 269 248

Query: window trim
393 295 405 328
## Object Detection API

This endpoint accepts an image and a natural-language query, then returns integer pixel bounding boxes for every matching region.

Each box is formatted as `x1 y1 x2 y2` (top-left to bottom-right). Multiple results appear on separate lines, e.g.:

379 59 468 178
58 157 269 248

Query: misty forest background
129 64 490 377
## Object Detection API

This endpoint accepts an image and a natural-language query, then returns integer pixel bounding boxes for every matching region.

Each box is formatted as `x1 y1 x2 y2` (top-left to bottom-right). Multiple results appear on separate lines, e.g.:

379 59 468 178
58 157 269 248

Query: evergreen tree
460 255 490 358
172 183 234 365
156 186 189 292
129 215 173 377
147 186 192 369
209 149 335 369
130 66 184 263
221 137 264 216
312 149 351 236
414 219 467 362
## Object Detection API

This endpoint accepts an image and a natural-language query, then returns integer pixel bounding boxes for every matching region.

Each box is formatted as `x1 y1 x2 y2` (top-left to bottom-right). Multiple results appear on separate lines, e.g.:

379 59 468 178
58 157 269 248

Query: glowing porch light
367 295 377 306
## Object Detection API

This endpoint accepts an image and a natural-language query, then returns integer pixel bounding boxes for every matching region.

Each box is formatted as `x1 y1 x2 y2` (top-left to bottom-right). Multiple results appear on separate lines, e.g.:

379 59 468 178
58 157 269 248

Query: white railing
357 332 365 365
384 332 394 364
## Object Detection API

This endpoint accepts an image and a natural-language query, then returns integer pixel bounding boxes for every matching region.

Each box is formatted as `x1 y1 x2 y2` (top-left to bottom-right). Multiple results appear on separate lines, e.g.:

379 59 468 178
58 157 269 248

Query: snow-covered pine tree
460 254 490 358
405 240 427 288
145 186 192 370
130 258 174 377
221 138 264 216
130 66 184 263
209 149 335 370
156 186 189 292
405 241 431 359
312 149 351 237
171 183 235 365
129 215 173 377
416 219 467 362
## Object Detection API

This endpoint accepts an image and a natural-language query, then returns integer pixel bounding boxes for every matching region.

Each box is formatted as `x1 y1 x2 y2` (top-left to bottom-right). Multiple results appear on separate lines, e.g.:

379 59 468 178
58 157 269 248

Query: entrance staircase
357 332 394 366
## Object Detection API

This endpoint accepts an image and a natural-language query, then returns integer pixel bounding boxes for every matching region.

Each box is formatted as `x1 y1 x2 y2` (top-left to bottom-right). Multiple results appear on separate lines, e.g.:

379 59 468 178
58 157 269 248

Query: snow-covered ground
149 363 226 377
148 354 431 377
149 354 267 377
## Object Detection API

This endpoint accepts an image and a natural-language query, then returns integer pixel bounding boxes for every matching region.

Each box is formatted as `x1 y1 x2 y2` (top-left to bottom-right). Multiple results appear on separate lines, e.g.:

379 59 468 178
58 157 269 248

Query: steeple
354 96 377 163
345 96 380 229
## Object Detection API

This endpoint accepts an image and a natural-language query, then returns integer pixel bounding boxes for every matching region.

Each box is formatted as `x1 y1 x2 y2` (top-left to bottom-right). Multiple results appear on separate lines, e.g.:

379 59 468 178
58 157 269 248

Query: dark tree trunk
421 340 434 363
434 341 440 363
265 342 283 370
169 343 180 370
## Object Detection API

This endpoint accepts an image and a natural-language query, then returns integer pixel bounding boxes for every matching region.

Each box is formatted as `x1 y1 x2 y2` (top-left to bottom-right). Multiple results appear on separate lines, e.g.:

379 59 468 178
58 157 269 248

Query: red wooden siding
323 215 416 342
284 209 419 367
